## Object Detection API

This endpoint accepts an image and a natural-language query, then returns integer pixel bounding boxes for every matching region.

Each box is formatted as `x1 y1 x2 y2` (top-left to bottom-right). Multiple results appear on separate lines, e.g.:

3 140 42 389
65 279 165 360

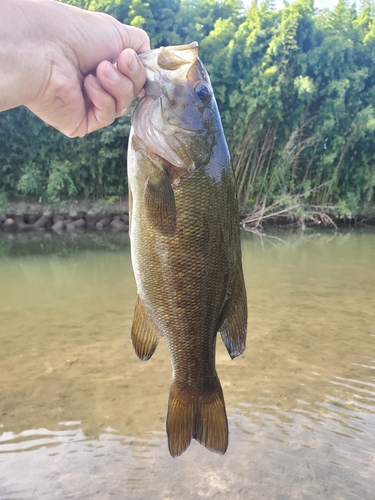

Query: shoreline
0 200 130 233
1 200 375 234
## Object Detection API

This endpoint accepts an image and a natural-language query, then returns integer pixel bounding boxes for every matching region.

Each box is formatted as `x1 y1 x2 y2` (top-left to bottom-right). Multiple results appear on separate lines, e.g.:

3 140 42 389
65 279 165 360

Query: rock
33 215 50 229
63 218 74 227
86 212 97 228
110 218 127 231
96 216 111 229
0 213 7 223
14 214 25 225
53 215 64 224
52 220 66 232
27 214 39 225
17 222 33 230
43 210 53 219
4 218 17 230
68 210 86 220
74 218 86 228
66 222 76 231
120 214 130 225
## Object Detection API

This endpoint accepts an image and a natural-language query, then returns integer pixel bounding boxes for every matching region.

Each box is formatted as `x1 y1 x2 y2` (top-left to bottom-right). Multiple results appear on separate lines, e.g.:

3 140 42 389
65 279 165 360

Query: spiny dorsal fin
131 296 161 361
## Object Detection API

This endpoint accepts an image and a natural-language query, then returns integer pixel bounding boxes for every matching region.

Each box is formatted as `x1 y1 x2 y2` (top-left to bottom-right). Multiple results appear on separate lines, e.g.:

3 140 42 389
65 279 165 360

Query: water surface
0 229 374 499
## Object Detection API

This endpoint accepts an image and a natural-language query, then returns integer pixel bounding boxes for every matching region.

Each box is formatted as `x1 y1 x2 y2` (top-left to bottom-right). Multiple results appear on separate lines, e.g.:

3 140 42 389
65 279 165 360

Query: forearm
0 0 52 110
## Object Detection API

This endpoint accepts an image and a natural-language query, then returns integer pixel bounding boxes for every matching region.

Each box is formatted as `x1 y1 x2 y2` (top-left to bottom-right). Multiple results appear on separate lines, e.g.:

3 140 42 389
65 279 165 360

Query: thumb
55 6 150 75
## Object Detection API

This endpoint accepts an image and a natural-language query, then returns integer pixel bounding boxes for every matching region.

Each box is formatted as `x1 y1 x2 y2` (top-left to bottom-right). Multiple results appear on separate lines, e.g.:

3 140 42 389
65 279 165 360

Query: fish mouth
139 42 198 74
139 42 199 99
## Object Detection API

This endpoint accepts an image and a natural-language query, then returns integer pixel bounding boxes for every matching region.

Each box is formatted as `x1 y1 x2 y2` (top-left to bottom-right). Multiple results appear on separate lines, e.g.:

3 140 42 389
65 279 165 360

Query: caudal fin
166 379 228 457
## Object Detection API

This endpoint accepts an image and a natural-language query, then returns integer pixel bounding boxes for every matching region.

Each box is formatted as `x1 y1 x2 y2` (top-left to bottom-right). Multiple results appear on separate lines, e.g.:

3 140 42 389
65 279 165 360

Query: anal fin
131 296 161 361
219 271 248 359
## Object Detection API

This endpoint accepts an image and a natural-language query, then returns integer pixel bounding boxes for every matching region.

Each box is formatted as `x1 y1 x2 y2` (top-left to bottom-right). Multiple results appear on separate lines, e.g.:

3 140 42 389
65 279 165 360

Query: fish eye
195 83 211 102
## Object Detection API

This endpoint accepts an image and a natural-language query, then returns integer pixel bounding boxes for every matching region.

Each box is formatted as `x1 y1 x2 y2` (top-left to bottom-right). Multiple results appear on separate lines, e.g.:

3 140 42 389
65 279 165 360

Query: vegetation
1 0 375 220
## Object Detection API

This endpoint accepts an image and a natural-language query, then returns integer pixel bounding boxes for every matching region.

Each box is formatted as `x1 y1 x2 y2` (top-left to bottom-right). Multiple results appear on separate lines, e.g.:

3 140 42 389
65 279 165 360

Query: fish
127 42 247 457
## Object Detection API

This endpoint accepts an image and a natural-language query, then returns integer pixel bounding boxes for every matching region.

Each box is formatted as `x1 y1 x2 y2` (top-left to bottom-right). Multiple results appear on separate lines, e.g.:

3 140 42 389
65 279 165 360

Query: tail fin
166 379 228 457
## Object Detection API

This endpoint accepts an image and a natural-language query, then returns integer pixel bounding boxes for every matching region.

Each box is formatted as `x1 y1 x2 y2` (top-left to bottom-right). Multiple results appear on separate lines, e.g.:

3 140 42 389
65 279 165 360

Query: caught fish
127 42 247 457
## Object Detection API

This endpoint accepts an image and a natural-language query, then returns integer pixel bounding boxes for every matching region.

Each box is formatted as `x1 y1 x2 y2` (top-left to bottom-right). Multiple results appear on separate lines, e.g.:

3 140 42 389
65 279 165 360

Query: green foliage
46 161 78 203
1 0 375 215
206 0 375 212
92 195 120 212
0 192 9 211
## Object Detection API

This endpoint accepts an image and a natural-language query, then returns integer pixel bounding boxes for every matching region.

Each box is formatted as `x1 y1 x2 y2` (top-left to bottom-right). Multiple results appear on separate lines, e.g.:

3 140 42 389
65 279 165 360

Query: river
0 229 374 499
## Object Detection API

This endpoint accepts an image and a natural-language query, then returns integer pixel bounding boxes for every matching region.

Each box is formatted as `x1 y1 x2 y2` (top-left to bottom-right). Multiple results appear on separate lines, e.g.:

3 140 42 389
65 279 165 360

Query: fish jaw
139 42 199 94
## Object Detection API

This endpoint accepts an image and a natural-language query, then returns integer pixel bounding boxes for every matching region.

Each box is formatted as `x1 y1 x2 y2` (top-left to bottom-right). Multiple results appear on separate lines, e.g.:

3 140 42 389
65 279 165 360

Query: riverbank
0 200 130 233
1 199 375 234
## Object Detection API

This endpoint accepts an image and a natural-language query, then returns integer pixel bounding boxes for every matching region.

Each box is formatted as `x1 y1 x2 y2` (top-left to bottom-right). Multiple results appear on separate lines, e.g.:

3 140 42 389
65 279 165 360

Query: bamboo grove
1 0 375 217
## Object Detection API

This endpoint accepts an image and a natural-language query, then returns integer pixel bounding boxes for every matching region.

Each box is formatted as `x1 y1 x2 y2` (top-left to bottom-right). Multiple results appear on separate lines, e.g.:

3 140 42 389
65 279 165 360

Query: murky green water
0 229 374 499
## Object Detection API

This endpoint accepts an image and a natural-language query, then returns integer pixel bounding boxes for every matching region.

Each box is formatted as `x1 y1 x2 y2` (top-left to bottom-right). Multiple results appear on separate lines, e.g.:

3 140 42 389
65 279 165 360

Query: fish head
133 42 219 178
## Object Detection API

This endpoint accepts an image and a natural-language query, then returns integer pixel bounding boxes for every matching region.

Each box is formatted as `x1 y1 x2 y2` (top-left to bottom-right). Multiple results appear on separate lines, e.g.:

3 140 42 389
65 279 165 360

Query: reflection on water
0 229 374 499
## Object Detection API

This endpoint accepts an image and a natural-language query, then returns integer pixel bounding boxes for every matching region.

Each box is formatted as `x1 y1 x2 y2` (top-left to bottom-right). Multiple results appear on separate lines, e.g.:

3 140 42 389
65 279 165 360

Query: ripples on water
0 229 374 499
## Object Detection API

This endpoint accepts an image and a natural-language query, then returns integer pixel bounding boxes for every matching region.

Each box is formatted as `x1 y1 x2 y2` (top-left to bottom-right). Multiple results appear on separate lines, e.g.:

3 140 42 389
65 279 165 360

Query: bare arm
0 0 150 137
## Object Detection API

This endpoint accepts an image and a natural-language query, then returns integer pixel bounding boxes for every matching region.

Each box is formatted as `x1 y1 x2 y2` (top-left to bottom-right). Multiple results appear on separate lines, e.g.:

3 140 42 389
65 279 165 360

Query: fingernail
104 62 120 83
89 74 102 90
128 52 139 73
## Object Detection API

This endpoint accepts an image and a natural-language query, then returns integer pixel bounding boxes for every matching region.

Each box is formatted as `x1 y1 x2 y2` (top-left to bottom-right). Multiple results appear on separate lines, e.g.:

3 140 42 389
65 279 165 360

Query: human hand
0 0 150 137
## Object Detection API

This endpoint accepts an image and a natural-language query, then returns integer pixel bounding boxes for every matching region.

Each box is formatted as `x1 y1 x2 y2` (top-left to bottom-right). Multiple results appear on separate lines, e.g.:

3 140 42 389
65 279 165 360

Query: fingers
74 48 146 137
121 25 150 53
97 49 146 114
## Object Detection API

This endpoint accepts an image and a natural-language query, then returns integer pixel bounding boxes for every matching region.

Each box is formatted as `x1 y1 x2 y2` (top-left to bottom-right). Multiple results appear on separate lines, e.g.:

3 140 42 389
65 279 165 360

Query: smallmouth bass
127 42 247 457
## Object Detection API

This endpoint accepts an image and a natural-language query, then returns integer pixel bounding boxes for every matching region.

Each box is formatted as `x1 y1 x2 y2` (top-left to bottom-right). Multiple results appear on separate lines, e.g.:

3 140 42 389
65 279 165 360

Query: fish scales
127 42 247 457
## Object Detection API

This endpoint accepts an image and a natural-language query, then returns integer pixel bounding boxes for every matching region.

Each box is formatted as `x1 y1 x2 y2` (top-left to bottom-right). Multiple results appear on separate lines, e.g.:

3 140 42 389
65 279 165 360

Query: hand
0 0 150 137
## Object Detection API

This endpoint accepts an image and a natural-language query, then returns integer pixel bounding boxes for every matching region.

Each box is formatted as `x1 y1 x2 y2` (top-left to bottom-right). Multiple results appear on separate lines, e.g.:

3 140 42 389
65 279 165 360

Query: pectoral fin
145 170 176 236
219 272 247 359
131 296 161 361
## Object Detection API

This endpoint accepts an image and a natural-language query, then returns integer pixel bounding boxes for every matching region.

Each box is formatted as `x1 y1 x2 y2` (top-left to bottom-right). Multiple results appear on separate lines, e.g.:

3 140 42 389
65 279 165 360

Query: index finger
123 25 150 53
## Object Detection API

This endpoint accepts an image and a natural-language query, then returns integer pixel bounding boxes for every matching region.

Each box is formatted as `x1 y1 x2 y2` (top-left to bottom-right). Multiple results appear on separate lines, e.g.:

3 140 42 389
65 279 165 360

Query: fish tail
166 378 228 457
